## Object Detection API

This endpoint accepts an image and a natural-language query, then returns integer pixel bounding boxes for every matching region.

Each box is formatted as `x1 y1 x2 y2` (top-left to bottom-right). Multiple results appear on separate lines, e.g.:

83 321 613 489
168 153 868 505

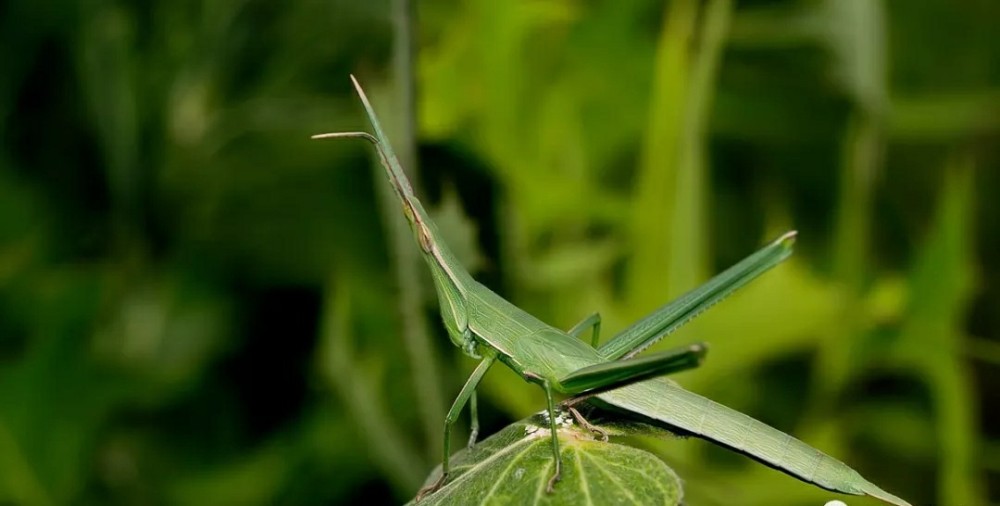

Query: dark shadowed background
1 0 998 504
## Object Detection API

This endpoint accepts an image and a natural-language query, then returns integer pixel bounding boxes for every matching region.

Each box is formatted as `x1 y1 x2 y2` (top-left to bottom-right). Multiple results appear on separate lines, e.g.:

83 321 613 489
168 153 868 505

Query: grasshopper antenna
311 131 383 156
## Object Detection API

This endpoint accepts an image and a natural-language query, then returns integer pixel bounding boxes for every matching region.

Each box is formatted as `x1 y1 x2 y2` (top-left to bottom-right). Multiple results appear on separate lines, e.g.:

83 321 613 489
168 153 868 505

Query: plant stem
385 0 446 460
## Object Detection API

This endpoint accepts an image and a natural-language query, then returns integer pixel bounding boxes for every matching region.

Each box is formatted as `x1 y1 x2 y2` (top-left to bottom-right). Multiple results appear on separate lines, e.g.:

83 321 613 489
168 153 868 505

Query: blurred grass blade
318 272 424 491
626 0 699 311
895 160 981 506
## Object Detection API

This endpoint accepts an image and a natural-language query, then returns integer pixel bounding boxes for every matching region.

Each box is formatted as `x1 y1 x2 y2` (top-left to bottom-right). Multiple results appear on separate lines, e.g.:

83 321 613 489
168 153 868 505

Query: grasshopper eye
417 225 433 252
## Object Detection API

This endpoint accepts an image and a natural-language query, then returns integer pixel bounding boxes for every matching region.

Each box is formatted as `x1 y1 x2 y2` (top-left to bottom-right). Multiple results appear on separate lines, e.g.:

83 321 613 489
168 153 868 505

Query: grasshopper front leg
416 351 497 501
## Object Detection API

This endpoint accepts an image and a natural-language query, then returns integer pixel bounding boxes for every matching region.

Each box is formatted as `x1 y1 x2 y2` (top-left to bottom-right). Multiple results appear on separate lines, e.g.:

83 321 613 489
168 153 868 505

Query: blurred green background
1 0 998 504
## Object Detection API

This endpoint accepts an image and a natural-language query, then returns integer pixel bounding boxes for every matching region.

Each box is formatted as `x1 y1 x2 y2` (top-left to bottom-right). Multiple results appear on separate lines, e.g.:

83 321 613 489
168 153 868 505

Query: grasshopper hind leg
567 312 602 347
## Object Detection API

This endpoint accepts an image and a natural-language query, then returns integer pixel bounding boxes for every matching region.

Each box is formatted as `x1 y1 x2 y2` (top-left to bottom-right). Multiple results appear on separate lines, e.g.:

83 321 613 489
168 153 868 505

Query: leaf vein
480 439 539 503
581 450 640 503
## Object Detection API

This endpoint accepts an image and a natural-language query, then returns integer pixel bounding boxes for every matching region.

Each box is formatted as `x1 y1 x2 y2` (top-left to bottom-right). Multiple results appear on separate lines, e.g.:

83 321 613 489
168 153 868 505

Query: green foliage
0 0 997 504
409 411 683 506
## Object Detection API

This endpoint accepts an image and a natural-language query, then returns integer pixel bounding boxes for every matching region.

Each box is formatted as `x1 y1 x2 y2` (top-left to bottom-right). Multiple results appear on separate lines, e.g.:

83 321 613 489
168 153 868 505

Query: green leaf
409 411 683 506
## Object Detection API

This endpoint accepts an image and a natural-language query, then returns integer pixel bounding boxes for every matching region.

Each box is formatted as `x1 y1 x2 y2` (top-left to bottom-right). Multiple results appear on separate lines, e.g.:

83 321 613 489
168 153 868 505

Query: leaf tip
776 230 798 249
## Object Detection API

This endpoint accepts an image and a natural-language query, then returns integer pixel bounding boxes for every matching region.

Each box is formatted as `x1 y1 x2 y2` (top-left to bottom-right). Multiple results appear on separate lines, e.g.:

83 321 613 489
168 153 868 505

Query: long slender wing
593 380 912 506
598 231 797 361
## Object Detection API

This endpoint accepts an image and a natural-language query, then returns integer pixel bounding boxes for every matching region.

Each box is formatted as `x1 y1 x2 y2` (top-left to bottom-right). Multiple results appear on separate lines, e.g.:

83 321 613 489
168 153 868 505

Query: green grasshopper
314 75 912 506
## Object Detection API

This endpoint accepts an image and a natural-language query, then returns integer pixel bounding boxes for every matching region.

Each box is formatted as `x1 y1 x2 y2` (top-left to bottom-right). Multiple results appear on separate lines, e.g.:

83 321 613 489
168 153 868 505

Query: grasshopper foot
545 466 562 494
568 406 609 442
545 460 562 494
414 473 448 503
467 428 479 449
